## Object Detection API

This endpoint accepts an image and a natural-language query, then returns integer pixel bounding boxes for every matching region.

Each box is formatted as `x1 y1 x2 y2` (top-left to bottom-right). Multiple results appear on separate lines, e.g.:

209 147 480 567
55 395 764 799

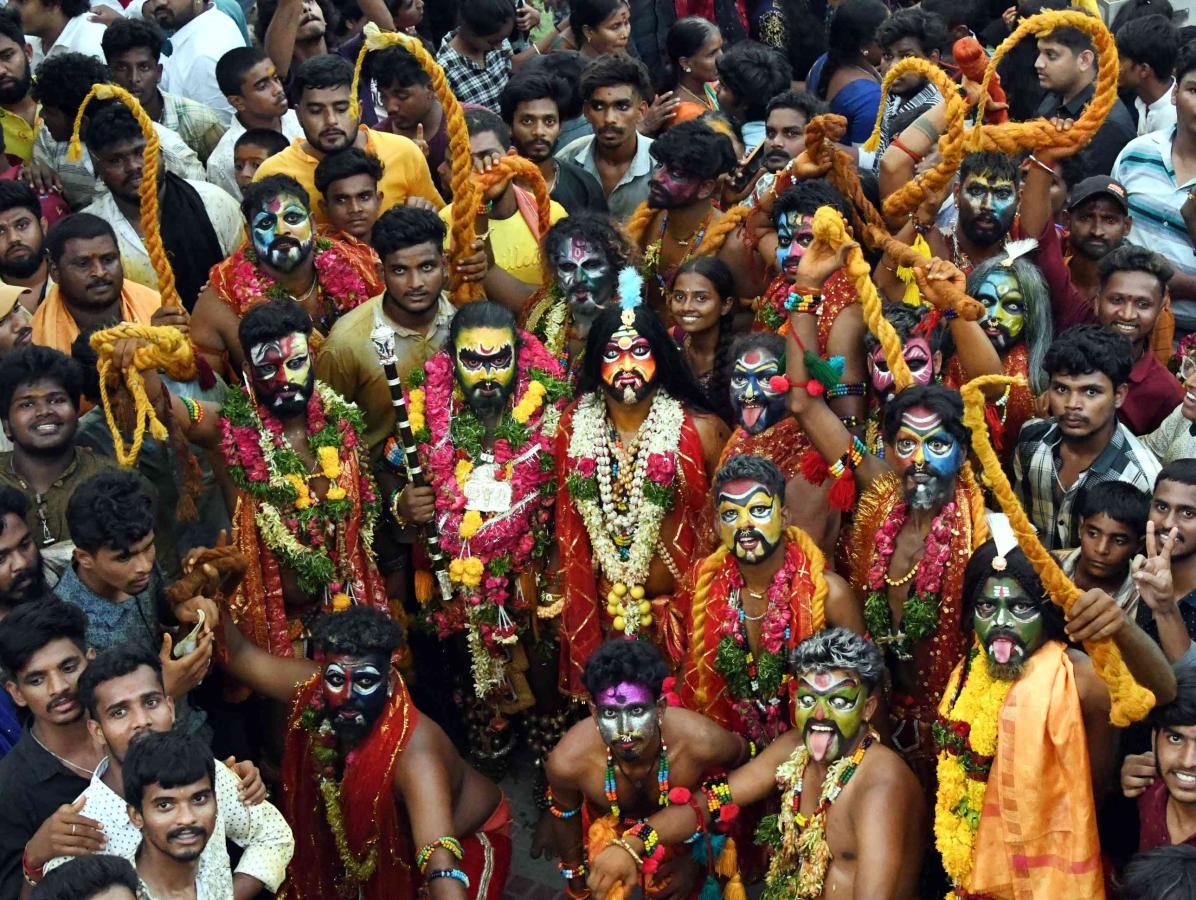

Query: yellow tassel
414 569 434 604
714 836 738 878
722 873 747 900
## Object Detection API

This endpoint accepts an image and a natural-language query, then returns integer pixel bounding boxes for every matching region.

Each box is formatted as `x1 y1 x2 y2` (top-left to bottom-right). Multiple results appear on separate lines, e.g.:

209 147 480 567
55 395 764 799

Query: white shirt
206 109 304 197
43 757 294 894
1136 80 1177 136
160 6 246 124
27 13 108 67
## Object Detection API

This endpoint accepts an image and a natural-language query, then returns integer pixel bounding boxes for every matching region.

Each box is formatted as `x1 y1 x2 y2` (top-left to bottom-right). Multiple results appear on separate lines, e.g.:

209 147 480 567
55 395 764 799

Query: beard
464 379 514 418
0 66 30 106
984 629 1027 680
0 241 44 280
735 397 784 435
732 527 780 563
259 371 314 418
960 213 1011 248
902 464 953 510
604 372 656 405
1075 235 1118 261
263 236 313 273
0 565 45 608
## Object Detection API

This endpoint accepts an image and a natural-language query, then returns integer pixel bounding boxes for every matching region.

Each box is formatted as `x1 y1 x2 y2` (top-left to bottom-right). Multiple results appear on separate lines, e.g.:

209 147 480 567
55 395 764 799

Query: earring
683 67 691 73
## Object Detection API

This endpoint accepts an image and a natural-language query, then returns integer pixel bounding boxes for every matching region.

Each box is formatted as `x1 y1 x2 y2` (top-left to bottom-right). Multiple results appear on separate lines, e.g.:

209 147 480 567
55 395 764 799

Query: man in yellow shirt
438 108 565 314
254 54 443 224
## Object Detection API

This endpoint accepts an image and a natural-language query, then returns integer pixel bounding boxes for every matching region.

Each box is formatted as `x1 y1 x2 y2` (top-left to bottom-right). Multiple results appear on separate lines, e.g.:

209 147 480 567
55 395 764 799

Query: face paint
774 211 814 278
248 332 313 416
716 478 784 564
729 347 785 434
974 269 1026 353
958 174 1017 248
553 237 616 337
594 681 660 762
647 162 705 210
251 193 314 273
892 405 964 510
601 323 657 404
973 576 1046 679
792 669 866 763
453 325 516 416
868 336 934 400
321 652 390 742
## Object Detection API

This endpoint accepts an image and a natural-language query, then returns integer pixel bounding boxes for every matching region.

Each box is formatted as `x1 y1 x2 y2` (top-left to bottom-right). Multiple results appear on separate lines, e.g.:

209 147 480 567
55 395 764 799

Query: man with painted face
682 454 862 745
546 638 750 900
191 174 383 378
588 629 925 900
935 534 1174 898
557 301 729 697
217 603 513 899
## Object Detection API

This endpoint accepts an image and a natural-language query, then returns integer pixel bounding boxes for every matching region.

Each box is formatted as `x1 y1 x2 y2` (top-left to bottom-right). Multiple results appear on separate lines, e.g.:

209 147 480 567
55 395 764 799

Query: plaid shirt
1013 418 1162 551
435 31 512 111
159 91 227 165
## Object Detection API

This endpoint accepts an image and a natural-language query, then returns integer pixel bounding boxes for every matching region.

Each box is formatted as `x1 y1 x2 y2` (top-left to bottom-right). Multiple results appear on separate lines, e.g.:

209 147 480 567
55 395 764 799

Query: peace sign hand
1132 520 1179 615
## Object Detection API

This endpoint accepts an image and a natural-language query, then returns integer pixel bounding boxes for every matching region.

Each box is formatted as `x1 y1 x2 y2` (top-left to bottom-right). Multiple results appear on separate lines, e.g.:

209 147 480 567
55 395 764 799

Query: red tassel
194 355 216 390
800 448 830 486
768 375 791 393
828 471 857 512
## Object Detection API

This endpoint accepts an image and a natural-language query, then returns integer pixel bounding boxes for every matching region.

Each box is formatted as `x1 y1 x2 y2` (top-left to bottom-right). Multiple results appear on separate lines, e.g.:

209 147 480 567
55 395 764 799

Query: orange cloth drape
32 281 162 354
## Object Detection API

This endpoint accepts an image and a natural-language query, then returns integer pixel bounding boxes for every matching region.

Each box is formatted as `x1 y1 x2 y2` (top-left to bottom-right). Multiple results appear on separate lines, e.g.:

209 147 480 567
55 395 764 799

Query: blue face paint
730 347 786 434
891 405 964 509
250 192 314 273
774 211 813 277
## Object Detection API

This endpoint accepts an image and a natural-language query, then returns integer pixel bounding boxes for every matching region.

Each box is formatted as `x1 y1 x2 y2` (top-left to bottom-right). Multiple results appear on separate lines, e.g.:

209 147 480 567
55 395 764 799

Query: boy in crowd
1115 13 1178 136
30 855 138 900
436 0 532 112
233 129 290 193
1055 481 1150 616
314 147 384 245
870 7 948 170
714 40 792 152
373 45 450 198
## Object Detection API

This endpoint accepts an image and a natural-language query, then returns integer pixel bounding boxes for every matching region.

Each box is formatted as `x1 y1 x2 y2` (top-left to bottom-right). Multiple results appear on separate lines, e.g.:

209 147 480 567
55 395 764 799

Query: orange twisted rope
350 23 481 303
626 202 752 261
960 375 1155 726
474 155 552 237
67 83 179 308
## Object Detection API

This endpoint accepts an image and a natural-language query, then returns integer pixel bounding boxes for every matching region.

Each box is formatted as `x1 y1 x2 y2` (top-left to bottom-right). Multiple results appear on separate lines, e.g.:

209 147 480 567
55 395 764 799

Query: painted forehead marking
249 340 283 366
968 174 1015 189
799 672 857 692
717 480 772 505
900 409 943 432
992 585 1012 598
739 348 778 369
567 237 592 262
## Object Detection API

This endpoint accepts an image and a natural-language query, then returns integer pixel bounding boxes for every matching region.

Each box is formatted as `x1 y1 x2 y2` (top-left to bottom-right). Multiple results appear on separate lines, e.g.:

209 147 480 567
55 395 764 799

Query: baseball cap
0 282 28 320
1067 176 1129 215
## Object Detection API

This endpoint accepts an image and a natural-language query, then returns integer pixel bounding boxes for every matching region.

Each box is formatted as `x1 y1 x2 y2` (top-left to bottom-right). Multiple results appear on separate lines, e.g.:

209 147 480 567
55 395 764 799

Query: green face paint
973 576 1046 679
792 669 867 763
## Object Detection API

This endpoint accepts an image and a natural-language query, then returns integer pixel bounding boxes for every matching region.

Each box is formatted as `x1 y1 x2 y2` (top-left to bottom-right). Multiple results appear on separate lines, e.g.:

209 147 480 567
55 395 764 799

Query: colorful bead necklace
604 742 670 820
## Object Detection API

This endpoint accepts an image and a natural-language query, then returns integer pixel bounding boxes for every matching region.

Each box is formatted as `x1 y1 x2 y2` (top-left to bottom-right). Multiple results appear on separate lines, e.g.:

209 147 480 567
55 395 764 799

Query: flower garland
406 334 569 699
755 276 798 332
755 728 877 899
933 645 1013 898
219 383 379 601
565 392 684 635
863 501 957 660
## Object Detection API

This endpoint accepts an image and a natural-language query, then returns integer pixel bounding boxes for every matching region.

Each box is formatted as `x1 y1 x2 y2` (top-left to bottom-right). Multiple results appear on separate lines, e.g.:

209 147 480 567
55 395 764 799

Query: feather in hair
1000 238 1038 266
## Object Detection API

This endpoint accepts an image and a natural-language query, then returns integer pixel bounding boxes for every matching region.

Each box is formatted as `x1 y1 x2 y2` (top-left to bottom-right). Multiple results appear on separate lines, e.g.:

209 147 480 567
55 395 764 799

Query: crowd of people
0 0 1195 897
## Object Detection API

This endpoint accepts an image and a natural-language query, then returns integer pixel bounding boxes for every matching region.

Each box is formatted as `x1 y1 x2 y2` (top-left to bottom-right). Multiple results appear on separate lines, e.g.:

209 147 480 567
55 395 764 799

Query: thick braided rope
811 206 913 389
89 323 196 468
625 202 657 248
475 156 552 236
783 526 829 632
68 84 179 308
969 10 1118 153
351 24 482 303
625 202 750 259
862 57 968 220
960 375 1155 725
689 543 731 710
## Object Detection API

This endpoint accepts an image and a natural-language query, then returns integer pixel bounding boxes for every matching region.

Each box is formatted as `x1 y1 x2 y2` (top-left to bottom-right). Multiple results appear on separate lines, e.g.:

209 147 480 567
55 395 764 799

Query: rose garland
405 334 568 699
933 645 1013 898
565 391 684 635
219 383 379 602
863 501 958 660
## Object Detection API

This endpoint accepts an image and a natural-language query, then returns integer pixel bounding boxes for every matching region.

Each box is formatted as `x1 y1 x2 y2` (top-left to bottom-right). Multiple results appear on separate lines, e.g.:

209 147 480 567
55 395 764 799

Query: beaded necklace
604 742 670 820
651 209 713 293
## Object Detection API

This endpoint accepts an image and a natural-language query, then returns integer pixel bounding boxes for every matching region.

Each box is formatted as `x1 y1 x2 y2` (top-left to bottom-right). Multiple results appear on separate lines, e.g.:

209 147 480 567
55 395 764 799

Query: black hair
880 383 969 449
1039 23 1095 56
448 301 518 358
1150 664 1196 730
1076 480 1149 537
82 101 143 156
961 542 1068 643
876 7 949 54
578 304 712 413
728 332 786 377
1111 0 1175 34
0 600 87 679
1122 845 1196 900
520 50 584 120
0 485 28 533
238 298 314 363
661 16 719 91
1098 243 1175 297
37 0 90 20
774 179 852 225
239 174 311 225
789 627 886 691
864 301 944 354
674 256 735 418
77 646 163 720
500 69 566 125
310 605 405 657
1044 324 1133 388
254 0 337 44
0 8 24 51
766 89 827 122
235 128 291 160
1178 41 1196 85
569 0 627 47
579 52 652 104
1116 14 1179 81
293 53 355 98
1158 458 1196 491
45 213 118 265
459 0 516 37
216 46 271 97
371 45 431 92
1058 155 1087 193
716 40 792 123
464 107 510 148
69 329 102 404
30 855 138 900
544 210 635 272
649 119 737 180
371 205 446 259
714 453 786 500
581 637 668 701
0 344 81 419
314 148 384 196
0 180 41 219
817 0 888 102
959 151 1021 188
123 730 215 812
67 469 154 554
917 0 978 33
101 17 164 64
31 53 110 116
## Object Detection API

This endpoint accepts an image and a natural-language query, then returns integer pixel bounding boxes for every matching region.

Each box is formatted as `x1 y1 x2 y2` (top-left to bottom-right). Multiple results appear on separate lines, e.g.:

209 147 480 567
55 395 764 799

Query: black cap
1067 175 1129 214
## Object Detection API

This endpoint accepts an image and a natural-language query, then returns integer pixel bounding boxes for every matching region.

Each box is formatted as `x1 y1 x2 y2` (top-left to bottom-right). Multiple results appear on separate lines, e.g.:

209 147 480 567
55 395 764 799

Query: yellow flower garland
449 556 484 587
934 643 1015 898
408 388 426 433
513 380 547 424
459 509 483 539
455 459 474 487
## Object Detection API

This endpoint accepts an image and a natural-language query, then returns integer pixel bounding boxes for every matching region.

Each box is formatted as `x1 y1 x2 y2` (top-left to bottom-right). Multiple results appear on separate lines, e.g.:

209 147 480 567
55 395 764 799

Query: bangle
838 415 861 429
829 435 867 480
179 394 204 424
784 289 822 314
390 490 409 527
475 229 491 242
427 868 470 889
21 849 42 886
627 822 665 875
415 836 464 872
558 860 588 879
747 739 758 759
702 773 739 830
547 787 581 819
610 837 643 868
890 136 922 163
1027 154 1056 176
826 381 865 399
565 887 593 900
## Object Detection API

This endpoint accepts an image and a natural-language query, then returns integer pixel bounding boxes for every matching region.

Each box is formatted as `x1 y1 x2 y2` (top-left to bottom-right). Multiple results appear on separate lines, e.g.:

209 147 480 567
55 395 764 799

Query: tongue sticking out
807 728 835 762
991 637 1015 665
741 404 763 428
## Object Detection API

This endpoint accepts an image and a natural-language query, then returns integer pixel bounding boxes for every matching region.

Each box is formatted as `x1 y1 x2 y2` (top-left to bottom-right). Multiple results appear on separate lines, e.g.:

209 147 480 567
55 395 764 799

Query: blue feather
617 267 643 310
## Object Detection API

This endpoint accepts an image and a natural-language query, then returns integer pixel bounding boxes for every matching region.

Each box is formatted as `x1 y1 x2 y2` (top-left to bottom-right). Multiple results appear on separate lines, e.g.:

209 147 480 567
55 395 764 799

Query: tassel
803 350 841 391
828 471 857 512
714 836 738 879
800 448 830 486
414 569 435 604
723 873 747 900
698 876 722 900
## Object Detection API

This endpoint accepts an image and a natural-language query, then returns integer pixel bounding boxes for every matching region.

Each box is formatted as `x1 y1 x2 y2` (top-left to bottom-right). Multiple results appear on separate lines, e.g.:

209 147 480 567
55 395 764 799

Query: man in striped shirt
870 7 948 174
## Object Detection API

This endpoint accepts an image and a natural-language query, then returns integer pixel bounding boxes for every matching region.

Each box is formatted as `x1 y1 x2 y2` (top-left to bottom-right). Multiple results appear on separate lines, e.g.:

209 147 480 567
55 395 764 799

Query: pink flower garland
866 501 956 596
223 242 371 316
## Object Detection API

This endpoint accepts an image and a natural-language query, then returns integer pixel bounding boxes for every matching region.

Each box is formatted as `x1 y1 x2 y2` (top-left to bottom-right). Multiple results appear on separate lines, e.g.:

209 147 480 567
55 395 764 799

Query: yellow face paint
716 479 784 564
454 325 516 394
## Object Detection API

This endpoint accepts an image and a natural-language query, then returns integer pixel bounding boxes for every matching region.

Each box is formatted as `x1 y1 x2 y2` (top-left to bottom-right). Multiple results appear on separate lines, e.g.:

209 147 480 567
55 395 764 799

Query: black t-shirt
552 159 609 216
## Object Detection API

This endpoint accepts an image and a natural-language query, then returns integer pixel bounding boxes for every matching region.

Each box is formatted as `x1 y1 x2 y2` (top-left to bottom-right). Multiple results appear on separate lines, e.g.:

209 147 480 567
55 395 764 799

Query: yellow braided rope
90 323 196 468
960 374 1154 725
350 23 481 303
689 543 729 710
782 526 828 632
475 155 552 236
67 83 180 308
625 201 657 249
625 202 750 261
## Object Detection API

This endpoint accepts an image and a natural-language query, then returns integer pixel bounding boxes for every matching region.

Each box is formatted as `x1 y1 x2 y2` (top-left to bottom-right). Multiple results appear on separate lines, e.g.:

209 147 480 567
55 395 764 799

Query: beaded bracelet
415 836 464 872
828 436 867 480
558 860 588 880
547 787 581 819
784 290 823 315
427 868 471 889
179 395 204 424
826 382 866 399
702 773 740 831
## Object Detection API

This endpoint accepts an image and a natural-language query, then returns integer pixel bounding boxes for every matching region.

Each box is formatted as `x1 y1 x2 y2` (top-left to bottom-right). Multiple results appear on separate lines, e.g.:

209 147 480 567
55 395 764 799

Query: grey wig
967 255 1052 395
788 628 887 692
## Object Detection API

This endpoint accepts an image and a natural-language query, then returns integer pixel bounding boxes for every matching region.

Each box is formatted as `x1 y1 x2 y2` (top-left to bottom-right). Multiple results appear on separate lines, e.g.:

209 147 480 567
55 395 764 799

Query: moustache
86 278 114 290
167 827 208 842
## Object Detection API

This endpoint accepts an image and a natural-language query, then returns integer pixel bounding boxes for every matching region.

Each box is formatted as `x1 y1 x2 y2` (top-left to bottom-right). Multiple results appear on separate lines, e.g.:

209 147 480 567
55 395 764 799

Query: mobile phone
729 142 766 194
174 608 206 658
513 0 527 41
